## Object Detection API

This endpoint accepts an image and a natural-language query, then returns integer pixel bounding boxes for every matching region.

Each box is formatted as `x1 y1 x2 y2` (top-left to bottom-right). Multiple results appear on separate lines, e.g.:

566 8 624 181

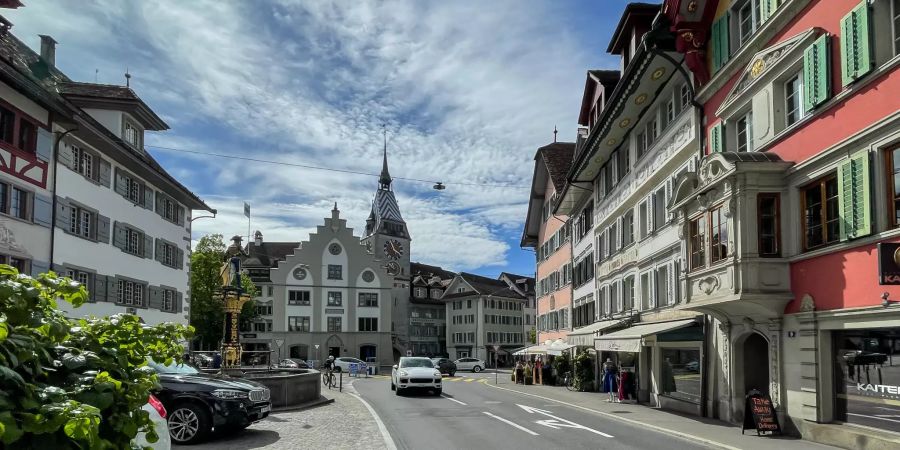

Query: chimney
38 35 56 67
253 230 263 246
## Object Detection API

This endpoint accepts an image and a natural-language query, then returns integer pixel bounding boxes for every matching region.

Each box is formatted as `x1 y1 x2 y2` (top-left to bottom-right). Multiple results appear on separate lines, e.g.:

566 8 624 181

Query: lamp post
493 344 500 385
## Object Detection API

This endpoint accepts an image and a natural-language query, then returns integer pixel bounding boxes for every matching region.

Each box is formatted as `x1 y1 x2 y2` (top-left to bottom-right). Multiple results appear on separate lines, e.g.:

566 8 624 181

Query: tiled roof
537 142 575 192
411 262 456 280
58 82 138 100
242 242 299 268
457 272 526 299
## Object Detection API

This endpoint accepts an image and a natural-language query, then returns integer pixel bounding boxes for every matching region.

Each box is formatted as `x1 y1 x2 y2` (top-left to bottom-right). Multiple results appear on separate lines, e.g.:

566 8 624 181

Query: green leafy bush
573 350 594 392
0 266 193 449
552 352 571 382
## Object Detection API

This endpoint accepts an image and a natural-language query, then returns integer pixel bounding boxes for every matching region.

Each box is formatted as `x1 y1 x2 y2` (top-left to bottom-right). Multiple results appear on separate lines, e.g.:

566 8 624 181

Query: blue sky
8 0 637 278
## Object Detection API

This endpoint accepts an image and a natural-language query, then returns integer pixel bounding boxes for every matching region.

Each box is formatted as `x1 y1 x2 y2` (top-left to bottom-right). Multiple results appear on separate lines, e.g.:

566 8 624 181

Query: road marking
517 404 612 437
442 395 467 406
482 383 740 450
464 378 475 382
482 411 539 436
346 385 398 450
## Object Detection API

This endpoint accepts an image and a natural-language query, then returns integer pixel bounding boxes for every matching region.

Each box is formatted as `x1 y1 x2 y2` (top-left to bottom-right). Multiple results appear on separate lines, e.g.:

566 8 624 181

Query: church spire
379 125 392 189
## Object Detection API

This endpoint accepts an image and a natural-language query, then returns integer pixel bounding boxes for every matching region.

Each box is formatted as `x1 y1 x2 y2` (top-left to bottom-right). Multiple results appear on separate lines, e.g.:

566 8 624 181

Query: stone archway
733 331 770 421
326 335 343 358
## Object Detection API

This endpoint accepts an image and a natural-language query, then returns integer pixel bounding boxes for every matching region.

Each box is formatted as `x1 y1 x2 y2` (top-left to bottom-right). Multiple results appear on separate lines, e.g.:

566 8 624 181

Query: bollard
339 370 343 392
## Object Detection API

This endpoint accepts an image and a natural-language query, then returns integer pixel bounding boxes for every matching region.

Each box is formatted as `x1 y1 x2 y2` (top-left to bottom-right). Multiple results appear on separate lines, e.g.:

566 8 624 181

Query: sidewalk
484 379 836 450
177 381 389 449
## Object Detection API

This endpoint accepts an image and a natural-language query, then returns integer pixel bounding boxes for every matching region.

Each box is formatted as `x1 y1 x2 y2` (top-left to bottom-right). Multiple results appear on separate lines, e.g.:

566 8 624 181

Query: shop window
758 194 781 257
660 348 702 404
833 328 900 434
802 174 840 250
689 214 707 270
709 206 728 264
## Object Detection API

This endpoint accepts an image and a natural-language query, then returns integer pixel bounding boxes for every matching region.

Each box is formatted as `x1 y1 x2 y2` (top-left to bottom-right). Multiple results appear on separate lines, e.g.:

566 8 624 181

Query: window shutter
96 215 110 244
55 197 70 230
649 270 656 309
32 193 52 228
840 1 873 86
155 238 165 263
106 276 118 303
176 292 183 314
58 141 75 169
709 121 724 153
803 34 831 112
711 14 730 72
95 158 110 187
665 178 673 222
114 169 128 197
837 150 871 240
36 127 52 162
646 195 655 236
143 233 154 259
177 206 186 226
30 260 49 277
667 262 675 306
94 274 107 302
112 221 127 250
143 187 154 210
148 286 162 310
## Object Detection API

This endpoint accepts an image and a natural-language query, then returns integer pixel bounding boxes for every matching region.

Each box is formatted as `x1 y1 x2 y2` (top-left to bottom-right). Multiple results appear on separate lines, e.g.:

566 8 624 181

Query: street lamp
315 344 320 367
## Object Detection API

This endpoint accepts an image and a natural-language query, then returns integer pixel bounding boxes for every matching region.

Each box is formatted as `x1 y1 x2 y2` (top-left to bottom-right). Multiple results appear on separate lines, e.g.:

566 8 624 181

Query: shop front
595 318 704 415
833 327 900 433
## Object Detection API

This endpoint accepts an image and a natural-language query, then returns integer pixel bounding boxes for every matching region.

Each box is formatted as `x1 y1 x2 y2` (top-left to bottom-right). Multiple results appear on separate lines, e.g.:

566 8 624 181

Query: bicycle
322 368 336 389
563 371 576 391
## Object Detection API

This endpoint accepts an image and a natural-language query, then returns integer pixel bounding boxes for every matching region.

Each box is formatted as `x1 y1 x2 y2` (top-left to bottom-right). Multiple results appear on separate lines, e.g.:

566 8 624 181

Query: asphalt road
352 371 713 450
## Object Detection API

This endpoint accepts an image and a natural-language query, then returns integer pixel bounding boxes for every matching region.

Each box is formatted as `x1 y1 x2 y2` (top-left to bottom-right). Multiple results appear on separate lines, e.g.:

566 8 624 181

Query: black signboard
742 389 781 435
877 242 900 285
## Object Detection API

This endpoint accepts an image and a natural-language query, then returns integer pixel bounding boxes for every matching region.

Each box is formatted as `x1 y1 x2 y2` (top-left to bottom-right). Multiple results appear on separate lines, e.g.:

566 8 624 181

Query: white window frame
784 72 805 127
736 111 753 153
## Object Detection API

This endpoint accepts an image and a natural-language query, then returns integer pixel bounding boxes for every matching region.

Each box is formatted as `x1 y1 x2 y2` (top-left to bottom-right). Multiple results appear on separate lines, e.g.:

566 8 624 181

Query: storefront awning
594 319 698 353
513 344 548 355
567 319 627 346
547 339 576 356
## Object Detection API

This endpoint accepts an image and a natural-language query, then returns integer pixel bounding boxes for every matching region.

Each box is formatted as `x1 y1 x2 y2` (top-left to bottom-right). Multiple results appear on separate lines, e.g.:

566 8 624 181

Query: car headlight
211 389 249 399
434 370 441 377
399 370 409 377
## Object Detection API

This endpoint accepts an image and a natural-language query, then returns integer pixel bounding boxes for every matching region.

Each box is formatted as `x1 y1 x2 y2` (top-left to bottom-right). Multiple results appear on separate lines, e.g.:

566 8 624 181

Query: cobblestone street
175 381 387 450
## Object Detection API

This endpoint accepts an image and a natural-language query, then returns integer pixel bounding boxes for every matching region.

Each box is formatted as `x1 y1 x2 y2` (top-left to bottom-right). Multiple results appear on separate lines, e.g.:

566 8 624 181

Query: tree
528 327 536 344
188 234 258 350
0 266 192 449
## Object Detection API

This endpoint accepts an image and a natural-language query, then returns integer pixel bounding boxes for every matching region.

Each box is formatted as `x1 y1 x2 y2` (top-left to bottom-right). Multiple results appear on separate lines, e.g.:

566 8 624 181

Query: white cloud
6 0 600 272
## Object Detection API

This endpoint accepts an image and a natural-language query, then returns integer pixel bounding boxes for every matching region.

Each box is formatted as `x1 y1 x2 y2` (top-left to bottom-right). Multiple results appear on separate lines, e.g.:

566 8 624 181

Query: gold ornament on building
651 67 666 80
619 118 631 128
751 58 766 78
606 138 617 146
635 93 648 105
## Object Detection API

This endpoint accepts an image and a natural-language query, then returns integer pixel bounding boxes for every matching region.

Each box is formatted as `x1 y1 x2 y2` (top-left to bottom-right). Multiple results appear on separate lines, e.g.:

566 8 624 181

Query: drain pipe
49 126 78 269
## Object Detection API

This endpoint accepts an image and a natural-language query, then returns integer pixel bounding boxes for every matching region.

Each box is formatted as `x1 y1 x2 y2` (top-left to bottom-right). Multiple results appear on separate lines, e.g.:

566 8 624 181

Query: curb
483 382 740 450
271 396 334 413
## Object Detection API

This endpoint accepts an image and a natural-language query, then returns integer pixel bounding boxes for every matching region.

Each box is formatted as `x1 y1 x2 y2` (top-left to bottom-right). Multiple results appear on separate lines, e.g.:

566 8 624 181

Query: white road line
442 394 467 406
482 411 540 436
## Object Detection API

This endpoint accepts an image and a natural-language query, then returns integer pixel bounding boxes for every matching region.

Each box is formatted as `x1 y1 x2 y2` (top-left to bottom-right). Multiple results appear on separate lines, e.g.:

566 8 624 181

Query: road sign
274 339 284 348
406 350 412 357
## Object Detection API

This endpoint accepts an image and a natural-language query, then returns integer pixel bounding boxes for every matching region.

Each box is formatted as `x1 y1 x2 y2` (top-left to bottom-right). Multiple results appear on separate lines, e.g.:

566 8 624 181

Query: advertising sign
742 389 781 435
877 242 900 285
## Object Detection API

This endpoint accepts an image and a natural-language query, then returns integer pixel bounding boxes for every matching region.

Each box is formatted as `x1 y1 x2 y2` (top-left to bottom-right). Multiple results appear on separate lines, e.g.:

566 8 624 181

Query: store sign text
857 383 900 395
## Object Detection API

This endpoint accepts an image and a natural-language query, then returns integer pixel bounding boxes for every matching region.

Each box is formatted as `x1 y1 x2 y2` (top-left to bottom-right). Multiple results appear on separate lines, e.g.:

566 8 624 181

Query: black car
148 359 272 444
431 357 457 376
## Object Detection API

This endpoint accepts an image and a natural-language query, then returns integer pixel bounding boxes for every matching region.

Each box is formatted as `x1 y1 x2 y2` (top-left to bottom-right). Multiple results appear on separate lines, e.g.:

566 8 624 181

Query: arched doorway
360 345 376 361
742 333 770 395
289 344 309 360
326 335 343 358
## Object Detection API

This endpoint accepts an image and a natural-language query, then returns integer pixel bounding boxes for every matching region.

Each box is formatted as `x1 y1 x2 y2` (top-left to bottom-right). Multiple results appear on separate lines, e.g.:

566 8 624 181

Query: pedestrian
212 352 222 369
534 358 543 385
515 361 524 384
601 358 618 402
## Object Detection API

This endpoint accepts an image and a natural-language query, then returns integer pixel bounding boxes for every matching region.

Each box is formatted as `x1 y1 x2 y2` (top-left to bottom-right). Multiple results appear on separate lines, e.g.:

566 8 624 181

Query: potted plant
524 365 533 385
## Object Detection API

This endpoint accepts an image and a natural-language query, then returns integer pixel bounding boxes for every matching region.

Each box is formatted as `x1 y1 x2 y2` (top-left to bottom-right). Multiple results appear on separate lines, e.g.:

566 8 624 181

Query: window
647 116 658 142
610 282 619 314
288 290 310 305
160 196 182 224
736 112 753 152
758 194 781 257
709 206 728 264
71 145 96 180
467 300 472 308
653 187 666 230
255 303 273 315
623 276 635 311
327 317 342 332
893 0 900 55
689 214 707 270
127 177 142 204
267 286 274 297
640 272 652 310
125 228 142 256
116 279 145 307
327 264 342 280
414 287 426 298
358 293 378 307
124 121 142 148
664 99 675 129
784 73 804 126
69 206 94 239
162 289 176 312
622 210 634 247
656 265 670 306
327 291 342 306
618 146 629 179
358 317 378 332
10 187 28 220
639 201 648 239
636 130 647 159
288 316 310 332
65 269 93 299
608 221 618 253
0 106 13 146
802 175 840 250
737 0 758 45
0 103 37 153
680 84 690 111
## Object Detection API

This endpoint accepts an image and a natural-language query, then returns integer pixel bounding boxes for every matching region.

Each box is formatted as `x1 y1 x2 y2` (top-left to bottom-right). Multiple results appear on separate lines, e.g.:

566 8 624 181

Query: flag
243 202 250 218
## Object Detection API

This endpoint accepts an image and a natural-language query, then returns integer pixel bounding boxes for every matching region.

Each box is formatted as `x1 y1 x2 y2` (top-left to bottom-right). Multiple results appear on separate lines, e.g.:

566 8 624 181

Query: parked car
147 359 271 445
685 361 700 372
333 357 367 372
133 394 170 449
431 357 457 376
278 358 310 369
454 357 486 372
391 357 442 396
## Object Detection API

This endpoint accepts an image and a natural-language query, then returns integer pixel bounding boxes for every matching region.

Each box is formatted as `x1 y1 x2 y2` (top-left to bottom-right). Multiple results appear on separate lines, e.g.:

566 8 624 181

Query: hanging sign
742 389 781 435
877 243 900 285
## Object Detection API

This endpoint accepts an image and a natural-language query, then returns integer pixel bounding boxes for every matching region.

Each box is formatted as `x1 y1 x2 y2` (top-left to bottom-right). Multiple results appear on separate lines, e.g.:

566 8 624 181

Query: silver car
391 357 442 396
454 357 486 372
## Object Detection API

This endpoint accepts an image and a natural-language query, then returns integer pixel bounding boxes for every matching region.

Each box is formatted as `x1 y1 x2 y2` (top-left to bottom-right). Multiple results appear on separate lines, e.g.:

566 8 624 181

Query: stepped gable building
0 7 211 326
521 141 576 345
443 272 527 364
408 262 456 356
498 272 537 343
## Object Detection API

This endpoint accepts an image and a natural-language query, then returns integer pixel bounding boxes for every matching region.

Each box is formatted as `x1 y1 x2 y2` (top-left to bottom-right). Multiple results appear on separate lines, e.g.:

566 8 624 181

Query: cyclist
324 355 336 371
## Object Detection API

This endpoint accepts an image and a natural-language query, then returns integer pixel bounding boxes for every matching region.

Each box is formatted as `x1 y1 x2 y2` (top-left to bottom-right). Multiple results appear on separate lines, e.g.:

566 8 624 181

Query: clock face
292 267 307 280
329 243 342 255
383 239 404 260
386 261 401 276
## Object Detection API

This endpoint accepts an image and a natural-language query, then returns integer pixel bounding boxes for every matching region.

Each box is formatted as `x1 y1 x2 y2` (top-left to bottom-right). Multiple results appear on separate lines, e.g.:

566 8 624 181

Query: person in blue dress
602 358 618 403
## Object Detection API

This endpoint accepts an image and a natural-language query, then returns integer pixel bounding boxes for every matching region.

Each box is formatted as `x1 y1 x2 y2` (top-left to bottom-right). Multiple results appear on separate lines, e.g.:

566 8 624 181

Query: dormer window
123 120 142 149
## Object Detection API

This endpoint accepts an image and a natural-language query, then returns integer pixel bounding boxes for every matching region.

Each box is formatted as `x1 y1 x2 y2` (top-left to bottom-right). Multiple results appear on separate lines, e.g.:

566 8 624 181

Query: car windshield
147 359 200 375
400 358 435 368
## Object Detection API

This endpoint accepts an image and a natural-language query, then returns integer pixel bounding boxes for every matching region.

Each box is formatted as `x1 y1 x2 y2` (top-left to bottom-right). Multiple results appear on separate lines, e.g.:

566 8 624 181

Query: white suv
391 357 442 396
454 357 485 372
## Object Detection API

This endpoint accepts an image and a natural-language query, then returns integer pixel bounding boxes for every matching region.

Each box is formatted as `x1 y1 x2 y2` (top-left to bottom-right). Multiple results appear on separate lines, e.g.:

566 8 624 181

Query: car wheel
473 366 482 373
434 388 442 396
168 402 211 445
395 386 403 396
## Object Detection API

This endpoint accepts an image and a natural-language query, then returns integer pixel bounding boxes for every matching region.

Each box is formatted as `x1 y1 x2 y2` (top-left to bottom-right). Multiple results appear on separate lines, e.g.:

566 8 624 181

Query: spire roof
379 144 392 188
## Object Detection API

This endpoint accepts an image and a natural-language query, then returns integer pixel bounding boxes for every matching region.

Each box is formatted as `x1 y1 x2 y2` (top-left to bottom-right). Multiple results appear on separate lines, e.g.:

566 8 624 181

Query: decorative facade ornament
651 67 666 80
699 275 719 295
799 294 816 312
0 221 28 255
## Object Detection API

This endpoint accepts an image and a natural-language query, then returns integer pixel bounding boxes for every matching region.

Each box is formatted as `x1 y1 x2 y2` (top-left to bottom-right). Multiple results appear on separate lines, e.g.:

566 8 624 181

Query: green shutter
837 150 871 241
711 15 730 72
760 0 779 23
803 34 831 113
709 122 724 154
840 1 873 86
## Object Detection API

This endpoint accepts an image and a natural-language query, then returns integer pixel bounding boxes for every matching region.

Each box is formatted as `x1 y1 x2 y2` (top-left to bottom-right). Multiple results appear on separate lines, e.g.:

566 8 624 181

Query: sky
6 0 636 278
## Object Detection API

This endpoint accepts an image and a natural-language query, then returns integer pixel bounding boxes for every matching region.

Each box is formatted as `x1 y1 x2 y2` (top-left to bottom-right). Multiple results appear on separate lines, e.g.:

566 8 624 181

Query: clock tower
362 136 411 360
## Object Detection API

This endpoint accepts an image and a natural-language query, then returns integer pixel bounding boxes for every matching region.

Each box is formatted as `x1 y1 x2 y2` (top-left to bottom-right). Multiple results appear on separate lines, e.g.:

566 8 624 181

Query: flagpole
244 202 251 244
